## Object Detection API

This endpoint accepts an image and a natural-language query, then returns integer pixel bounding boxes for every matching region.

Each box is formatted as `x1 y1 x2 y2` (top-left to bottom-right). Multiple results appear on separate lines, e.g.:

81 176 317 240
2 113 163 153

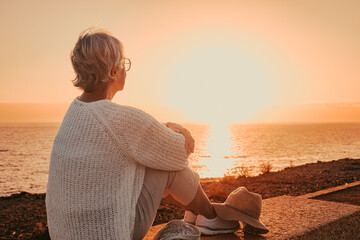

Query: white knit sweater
46 97 190 239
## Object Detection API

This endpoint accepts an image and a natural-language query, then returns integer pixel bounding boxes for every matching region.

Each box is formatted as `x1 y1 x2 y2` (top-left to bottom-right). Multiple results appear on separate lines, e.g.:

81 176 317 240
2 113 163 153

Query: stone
145 195 360 239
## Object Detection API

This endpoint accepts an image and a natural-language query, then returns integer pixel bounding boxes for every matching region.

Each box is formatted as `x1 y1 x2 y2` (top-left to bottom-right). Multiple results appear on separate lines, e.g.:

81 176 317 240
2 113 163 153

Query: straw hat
154 220 200 240
212 187 269 234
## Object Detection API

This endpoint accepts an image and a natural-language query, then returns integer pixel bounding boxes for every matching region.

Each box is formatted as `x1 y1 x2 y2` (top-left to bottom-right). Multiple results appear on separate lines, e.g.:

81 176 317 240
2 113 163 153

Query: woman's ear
110 66 119 80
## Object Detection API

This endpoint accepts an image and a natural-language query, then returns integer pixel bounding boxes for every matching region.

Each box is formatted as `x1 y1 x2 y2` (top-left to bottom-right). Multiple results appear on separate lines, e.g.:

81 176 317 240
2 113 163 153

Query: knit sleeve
122 108 190 171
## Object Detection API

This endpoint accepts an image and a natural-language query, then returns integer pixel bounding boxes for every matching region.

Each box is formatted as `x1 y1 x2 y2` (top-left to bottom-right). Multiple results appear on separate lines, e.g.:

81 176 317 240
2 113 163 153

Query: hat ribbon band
224 203 260 220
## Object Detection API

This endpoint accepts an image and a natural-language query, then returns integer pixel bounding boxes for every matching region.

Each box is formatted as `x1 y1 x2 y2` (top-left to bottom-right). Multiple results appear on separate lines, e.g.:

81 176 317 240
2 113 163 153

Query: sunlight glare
168 44 272 125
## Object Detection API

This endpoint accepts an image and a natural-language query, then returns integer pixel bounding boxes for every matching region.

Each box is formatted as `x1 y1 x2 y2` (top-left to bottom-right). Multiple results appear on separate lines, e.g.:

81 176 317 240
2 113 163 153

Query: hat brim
213 203 269 234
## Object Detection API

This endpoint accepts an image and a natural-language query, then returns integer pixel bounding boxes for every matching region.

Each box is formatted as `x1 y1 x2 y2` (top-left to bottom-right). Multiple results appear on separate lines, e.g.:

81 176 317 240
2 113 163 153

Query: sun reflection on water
200 124 234 178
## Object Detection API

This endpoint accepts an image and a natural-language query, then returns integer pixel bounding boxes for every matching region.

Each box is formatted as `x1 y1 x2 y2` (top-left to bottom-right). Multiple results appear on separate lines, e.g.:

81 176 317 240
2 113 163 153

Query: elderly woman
45 28 239 239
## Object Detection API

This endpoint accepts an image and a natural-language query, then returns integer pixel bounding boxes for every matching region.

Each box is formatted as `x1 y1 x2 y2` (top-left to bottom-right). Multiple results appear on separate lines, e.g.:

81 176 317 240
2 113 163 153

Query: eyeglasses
121 58 131 72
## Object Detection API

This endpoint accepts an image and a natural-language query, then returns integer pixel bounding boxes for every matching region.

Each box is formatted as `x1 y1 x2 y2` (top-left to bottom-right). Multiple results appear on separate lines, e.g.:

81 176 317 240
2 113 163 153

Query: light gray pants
133 166 200 240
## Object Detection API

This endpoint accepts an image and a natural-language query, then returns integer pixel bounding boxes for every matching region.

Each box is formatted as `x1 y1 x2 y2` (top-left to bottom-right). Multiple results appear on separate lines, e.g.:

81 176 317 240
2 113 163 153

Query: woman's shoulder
101 101 157 125
70 97 158 126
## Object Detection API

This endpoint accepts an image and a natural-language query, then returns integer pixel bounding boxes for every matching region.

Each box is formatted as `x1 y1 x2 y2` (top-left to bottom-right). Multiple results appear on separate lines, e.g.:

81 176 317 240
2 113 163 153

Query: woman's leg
162 166 217 219
161 167 239 235
133 166 210 239
165 185 216 219
133 168 173 240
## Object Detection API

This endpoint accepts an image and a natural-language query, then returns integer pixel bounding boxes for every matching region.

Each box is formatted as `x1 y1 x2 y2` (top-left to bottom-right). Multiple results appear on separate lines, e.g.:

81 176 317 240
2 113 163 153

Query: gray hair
70 27 124 92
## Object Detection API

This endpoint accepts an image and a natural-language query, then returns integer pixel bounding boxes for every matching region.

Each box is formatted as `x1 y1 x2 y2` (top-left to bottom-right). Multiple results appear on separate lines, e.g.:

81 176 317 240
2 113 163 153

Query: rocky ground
1 158 359 239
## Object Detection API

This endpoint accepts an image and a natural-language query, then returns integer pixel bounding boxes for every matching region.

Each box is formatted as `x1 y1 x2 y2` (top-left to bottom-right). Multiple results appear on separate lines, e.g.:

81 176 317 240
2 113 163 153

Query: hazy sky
1 0 359 123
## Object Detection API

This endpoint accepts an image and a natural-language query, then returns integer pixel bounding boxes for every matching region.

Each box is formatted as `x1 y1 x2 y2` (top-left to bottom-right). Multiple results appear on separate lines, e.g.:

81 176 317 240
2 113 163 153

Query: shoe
183 211 197 224
195 215 240 235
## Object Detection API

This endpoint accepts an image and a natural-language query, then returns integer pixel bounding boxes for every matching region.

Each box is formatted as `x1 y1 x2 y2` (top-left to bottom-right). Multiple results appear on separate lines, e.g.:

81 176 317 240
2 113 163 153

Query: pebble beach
0 158 359 239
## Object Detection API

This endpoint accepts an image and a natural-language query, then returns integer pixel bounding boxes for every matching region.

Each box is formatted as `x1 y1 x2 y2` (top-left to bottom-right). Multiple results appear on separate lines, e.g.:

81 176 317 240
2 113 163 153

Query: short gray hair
70 27 124 92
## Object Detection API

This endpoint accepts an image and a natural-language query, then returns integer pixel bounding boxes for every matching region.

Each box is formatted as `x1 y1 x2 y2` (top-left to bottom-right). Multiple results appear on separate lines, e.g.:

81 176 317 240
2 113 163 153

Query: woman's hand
165 122 195 154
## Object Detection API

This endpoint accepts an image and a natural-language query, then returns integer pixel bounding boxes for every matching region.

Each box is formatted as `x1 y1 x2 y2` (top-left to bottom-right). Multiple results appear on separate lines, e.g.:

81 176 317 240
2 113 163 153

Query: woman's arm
121 109 191 171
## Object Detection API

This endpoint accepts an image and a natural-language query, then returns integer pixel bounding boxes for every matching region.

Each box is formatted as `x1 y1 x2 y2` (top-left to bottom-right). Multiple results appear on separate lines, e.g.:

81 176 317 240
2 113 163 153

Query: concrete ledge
145 192 360 239
259 196 360 239
298 181 360 199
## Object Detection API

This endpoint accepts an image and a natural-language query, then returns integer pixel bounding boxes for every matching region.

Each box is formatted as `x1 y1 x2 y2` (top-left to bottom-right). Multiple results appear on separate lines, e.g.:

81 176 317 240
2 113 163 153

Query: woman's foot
195 215 240 235
183 211 197 224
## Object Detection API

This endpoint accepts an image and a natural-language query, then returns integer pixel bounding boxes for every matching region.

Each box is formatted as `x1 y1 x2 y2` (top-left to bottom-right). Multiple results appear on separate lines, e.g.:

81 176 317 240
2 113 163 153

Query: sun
167 43 273 125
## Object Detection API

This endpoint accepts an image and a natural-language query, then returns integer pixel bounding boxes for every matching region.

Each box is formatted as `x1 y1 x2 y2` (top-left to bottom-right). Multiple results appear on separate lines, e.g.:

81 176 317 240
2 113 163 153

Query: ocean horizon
1 121 360 197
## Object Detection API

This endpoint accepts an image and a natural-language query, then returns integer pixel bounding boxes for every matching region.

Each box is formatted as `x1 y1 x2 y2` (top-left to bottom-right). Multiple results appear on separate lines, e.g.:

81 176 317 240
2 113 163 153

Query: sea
1 122 360 197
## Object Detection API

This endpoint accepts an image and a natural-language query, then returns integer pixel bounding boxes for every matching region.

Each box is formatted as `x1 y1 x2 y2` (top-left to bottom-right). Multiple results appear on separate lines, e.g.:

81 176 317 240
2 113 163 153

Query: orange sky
1 0 359 123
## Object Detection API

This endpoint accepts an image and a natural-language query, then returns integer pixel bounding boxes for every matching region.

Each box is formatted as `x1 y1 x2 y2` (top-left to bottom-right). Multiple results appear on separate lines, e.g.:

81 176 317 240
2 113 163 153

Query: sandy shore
1 158 359 239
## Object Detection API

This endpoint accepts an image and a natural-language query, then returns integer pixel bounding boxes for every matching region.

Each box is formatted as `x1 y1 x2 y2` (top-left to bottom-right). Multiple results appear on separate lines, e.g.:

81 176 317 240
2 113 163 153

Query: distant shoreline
2 101 360 123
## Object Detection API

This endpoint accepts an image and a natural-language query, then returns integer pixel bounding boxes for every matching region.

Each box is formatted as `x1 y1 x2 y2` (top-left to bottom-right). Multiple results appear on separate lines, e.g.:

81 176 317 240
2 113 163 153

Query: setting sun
165 38 273 125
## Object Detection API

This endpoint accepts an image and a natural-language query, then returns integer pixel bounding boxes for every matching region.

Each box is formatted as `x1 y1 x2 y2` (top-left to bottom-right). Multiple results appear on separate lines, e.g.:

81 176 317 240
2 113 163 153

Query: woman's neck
79 86 118 102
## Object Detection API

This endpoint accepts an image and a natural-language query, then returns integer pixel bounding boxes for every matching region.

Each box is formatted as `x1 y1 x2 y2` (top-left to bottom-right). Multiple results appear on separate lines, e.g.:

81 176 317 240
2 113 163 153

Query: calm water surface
1 122 360 196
